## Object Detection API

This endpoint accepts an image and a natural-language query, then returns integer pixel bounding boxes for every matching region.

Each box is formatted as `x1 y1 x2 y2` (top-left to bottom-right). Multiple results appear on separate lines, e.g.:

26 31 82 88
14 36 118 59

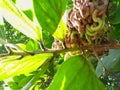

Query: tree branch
0 43 120 59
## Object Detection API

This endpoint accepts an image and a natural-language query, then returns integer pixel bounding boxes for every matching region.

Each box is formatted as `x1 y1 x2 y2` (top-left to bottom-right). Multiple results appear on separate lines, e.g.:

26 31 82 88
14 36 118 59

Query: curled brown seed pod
70 30 79 41
83 6 90 18
76 6 84 18
85 0 90 5
87 15 93 24
81 19 87 25
74 9 82 20
69 10 75 22
75 20 84 34
67 20 74 28
98 0 104 5
97 5 107 16
89 2 94 15
65 37 71 48
67 9 74 28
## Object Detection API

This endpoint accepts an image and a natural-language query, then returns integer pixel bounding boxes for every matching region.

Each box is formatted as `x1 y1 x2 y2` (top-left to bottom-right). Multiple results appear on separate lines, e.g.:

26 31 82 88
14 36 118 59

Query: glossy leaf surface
48 56 105 90
33 0 68 34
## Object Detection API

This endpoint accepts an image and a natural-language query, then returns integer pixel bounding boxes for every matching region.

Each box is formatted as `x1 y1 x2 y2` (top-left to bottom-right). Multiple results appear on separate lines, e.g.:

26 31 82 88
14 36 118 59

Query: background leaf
110 3 120 24
7 74 33 90
47 56 105 90
33 0 68 34
112 24 120 43
0 53 53 80
96 49 120 77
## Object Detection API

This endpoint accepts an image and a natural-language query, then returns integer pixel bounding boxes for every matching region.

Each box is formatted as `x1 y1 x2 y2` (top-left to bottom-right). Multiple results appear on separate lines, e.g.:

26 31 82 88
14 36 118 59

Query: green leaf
53 20 67 41
26 39 40 51
47 56 105 90
66 0 73 9
33 0 68 34
0 0 42 41
43 31 54 48
96 49 120 77
7 74 33 90
23 10 33 21
16 0 33 21
112 24 120 42
0 53 53 80
110 5 120 24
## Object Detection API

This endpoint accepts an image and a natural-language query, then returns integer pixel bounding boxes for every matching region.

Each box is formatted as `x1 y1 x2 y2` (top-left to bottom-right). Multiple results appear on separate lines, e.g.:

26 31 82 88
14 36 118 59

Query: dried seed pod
83 6 90 18
65 37 71 48
89 2 94 15
75 20 85 34
87 16 93 24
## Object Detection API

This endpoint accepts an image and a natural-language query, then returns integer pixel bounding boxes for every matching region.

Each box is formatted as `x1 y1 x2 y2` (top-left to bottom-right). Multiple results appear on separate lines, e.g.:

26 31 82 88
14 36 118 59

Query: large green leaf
33 0 68 34
96 49 120 77
47 56 105 90
0 53 53 80
0 0 42 41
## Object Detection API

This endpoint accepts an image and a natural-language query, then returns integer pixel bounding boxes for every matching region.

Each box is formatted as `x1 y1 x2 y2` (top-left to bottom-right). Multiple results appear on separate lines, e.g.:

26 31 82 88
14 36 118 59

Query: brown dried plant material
66 0 108 48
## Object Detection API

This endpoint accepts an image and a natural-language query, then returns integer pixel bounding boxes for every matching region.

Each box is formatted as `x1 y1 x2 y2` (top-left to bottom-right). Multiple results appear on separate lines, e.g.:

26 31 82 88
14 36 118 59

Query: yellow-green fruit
64 52 71 61
64 50 82 61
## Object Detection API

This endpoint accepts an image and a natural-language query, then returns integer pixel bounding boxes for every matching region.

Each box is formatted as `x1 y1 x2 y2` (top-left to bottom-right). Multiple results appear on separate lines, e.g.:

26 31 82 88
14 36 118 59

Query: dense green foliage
0 0 120 90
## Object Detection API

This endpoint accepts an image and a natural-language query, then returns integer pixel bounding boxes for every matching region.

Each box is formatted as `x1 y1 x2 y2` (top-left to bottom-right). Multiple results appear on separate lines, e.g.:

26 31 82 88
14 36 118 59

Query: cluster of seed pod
65 0 109 48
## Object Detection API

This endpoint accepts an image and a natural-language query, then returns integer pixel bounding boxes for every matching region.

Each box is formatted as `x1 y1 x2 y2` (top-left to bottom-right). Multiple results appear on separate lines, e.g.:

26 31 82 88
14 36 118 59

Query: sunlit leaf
48 56 105 90
0 0 42 41
33 0 68 34
53 20 67 41
0 53 53 80
16 43 26 51
26 39 40 51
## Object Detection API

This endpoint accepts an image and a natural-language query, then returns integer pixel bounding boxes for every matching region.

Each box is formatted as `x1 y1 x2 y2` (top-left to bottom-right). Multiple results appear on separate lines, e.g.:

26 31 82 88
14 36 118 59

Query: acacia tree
0 0 120 90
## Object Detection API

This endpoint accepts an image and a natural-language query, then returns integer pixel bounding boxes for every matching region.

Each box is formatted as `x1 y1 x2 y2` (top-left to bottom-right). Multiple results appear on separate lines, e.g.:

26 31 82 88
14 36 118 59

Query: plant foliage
0 0 120 90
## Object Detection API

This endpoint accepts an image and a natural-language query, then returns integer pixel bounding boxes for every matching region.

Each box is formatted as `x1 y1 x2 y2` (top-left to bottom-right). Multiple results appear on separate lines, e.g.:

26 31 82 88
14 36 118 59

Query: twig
0 43 120 59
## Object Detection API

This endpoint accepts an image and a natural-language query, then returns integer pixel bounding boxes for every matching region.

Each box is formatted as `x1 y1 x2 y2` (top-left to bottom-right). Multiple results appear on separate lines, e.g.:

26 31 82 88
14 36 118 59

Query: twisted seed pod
85 34 92 44
70 30 79 40
70 30 80 48
86 25 98 36
74 20 84 35
89 2 95 15
90 9 103 31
